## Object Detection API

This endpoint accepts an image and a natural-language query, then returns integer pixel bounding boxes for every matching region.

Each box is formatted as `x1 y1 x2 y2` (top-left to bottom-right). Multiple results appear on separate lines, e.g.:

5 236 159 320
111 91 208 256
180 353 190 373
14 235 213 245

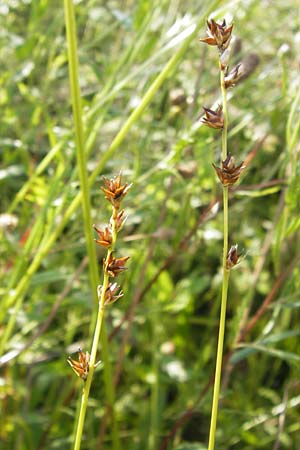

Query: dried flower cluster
96 174 131 304
68 174 131 379
68 348 91 380
201 105 224 129
212 154 245 187
101 174 132 208
200 19 233 53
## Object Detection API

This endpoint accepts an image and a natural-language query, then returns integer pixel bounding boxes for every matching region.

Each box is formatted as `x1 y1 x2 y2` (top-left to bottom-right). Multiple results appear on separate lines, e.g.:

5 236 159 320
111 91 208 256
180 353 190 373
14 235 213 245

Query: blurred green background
1 1 300 449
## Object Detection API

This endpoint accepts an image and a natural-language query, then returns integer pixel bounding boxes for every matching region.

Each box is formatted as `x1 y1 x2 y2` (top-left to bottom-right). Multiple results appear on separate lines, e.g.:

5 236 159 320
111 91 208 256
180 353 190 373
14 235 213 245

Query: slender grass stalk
64 0 98 303
207 64 230 450
149 304 160 450
220 69 228 161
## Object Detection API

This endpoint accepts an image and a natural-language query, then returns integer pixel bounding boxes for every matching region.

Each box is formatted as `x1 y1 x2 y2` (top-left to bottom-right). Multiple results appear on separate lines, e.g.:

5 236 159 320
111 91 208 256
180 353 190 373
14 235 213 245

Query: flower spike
101 174 132 208
212 153 245 186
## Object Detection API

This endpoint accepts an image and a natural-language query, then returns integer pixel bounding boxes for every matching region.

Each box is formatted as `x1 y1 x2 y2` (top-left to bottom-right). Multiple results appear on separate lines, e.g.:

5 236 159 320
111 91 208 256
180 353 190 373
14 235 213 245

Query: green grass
1 1 300 449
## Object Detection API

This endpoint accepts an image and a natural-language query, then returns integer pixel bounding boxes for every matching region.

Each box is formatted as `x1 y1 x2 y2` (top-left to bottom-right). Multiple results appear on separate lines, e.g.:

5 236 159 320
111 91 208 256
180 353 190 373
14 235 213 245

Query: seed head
104 253 130 277
93 224 112 248
201 105 223 129
97 282 124 305
226 244 240 270
212 153 245 186
101 174 132 208
67 348 90 380
224 63 242 89
200 19 233 53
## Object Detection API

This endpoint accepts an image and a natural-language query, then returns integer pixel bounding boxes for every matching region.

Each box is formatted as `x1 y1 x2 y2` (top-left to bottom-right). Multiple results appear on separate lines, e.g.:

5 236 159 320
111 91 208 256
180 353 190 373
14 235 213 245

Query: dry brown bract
111 209 127 232
104 253 130 277
212 153 245 186
201 105 224 129
200 19 233 53
97 282 124 305
68 348 90 380
93 225 112 248
224 63 242 89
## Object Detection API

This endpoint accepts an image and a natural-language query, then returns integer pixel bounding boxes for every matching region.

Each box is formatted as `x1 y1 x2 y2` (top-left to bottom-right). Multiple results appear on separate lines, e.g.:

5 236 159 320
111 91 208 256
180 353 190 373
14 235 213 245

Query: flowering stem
74 286 107 450
207 66 230 450
74 206 119 450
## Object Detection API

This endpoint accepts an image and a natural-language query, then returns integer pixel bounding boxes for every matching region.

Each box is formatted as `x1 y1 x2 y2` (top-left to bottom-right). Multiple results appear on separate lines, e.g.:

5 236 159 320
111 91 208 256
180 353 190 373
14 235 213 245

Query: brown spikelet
212 153 245 186
226 244 240 270
101 174 132 208
201 105 224 129
200 19 233 53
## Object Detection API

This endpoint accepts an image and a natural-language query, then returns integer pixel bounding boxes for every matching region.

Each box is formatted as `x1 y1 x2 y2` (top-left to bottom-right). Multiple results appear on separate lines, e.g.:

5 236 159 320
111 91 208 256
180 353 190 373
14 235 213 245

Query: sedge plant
200 18 246 450
68 174 131 450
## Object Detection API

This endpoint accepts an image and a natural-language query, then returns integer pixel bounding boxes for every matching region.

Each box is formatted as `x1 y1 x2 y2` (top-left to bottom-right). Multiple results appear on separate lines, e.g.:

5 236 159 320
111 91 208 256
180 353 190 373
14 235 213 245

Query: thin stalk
220 68 228 161
207 66 230 450
149 303 160 450
64 0 98 303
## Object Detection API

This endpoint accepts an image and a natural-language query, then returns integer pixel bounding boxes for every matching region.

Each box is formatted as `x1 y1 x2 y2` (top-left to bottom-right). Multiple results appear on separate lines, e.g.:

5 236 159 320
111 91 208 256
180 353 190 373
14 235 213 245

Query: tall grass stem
64 2 120 449
207 65 230 450
63 0 98 303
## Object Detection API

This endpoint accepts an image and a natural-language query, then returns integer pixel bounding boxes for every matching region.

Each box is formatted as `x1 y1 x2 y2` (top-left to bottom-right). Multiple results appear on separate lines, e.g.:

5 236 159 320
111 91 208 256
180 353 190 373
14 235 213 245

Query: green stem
208 186 229 450
73 271 109 450
220 68 228 161
149 303 160 450
207 66 230 450
64 0 98 304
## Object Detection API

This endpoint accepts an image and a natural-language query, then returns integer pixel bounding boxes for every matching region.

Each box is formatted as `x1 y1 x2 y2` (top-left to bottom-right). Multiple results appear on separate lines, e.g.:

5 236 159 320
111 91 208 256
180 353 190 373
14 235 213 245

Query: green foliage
1 1 300 449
